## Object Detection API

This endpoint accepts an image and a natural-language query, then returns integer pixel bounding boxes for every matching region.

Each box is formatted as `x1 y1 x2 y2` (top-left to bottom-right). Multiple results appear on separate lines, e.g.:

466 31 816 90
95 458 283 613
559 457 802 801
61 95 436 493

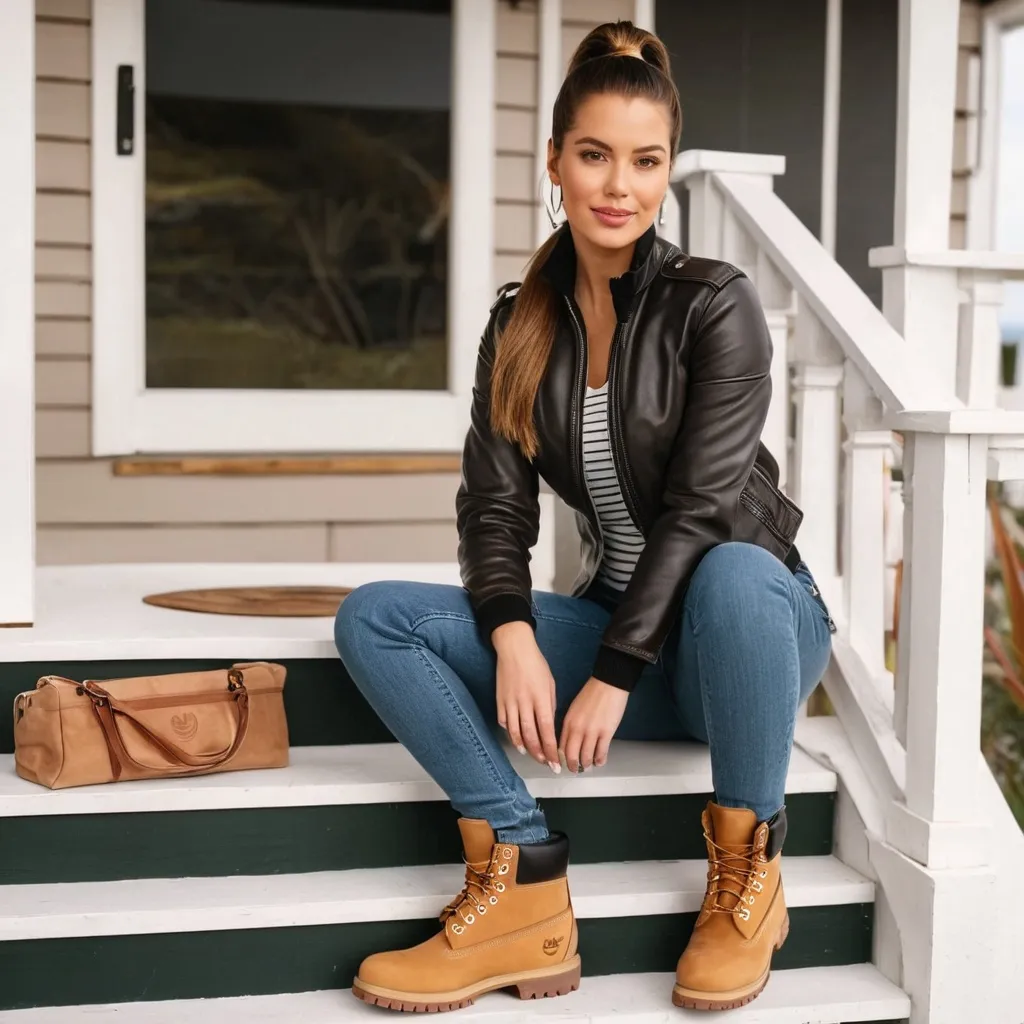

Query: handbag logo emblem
170 712 199 741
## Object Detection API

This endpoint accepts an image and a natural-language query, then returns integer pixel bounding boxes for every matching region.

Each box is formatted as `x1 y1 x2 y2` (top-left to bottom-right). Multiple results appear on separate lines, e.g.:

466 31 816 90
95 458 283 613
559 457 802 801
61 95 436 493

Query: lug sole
352 956 582 1013
672 912 790 1011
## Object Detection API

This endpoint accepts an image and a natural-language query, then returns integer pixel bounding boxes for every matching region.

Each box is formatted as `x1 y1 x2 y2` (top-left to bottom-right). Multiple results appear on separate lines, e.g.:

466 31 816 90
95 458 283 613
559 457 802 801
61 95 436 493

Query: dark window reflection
145 0 451 390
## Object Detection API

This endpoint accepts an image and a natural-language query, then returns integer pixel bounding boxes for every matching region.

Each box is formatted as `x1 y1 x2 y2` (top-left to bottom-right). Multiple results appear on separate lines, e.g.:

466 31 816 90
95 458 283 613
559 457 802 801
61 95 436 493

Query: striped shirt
582 382 646 591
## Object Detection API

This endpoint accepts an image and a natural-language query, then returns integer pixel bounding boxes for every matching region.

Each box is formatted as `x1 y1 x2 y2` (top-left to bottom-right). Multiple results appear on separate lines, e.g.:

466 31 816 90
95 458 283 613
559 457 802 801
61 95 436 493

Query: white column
820 0 842 256
841 365 889 677
534 0 562 248
893 0 961 251
0 0 36 627
956 270 1004 407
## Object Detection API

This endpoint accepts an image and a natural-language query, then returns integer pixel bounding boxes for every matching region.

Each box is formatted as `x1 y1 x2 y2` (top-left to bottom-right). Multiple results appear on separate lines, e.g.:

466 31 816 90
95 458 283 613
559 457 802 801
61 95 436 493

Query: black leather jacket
455 224 803 691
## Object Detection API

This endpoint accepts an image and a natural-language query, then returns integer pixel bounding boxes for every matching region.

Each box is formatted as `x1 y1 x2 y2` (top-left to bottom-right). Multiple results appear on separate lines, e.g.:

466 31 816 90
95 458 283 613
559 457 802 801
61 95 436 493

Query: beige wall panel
955 48 977 114
36 81 89 140
37 193 90 245
37 318 91 356
36 20 90 80
951 174 968 217
959 1 981 49
496 153 535 202
493 252 528 287
36 0 91 20
495 201 536 252
38 524 330 566
36 461 462 524
497 55 537 108
37 139 90 191
37 357 90 407
36 245 91 279
496 108 537 155
952 117 970 175
36 280 90 317
562 0 632 23
949 216 967 249
562 22 590 70
497 2 538 57
36 409 91 458
328 521 459 562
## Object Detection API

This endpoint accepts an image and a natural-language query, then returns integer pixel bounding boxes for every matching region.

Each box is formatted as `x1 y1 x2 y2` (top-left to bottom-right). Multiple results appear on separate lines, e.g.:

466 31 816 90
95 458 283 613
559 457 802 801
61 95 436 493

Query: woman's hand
559 677 628 772
493 622 561 772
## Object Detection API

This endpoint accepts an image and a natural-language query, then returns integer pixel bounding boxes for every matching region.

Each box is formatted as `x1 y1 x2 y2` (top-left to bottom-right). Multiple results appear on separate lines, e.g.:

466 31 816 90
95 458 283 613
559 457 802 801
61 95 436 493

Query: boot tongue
709 803 758 850
707 803 759 913
457 818 497 868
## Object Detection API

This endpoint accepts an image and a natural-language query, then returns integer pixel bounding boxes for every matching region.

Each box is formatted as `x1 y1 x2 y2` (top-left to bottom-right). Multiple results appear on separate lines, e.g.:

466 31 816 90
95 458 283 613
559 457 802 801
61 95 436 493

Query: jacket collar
539 222 663 323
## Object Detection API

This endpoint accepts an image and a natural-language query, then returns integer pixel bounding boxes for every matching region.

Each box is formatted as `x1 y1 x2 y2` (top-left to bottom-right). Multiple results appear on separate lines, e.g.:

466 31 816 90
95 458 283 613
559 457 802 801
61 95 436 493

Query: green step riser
1 659 390 753
0 905 873 1011
0 792 834 885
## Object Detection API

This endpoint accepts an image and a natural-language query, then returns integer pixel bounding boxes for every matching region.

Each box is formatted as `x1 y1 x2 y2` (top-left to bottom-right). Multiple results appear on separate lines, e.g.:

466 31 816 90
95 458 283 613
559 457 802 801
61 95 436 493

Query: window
92 0 494 453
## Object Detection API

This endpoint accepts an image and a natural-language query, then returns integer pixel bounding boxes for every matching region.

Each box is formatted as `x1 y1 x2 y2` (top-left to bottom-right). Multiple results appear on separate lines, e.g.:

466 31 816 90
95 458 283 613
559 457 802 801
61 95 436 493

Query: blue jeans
334 542 834 845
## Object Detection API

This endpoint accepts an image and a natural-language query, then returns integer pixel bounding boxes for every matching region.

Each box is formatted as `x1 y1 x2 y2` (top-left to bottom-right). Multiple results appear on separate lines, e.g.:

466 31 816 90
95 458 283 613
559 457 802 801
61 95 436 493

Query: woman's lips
591 207 635 228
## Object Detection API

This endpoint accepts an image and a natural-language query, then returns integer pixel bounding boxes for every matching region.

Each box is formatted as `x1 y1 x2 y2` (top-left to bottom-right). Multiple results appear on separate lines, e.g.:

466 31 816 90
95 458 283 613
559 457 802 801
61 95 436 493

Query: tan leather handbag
13 661 289 789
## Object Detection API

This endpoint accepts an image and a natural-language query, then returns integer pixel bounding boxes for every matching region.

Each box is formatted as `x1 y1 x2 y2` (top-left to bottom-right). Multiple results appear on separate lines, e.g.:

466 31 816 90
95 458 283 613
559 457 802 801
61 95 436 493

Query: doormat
142 585 352 617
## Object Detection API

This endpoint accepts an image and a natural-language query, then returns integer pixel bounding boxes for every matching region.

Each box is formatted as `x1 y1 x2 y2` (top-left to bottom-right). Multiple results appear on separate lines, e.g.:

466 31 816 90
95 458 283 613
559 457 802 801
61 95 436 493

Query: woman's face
549 92 673 254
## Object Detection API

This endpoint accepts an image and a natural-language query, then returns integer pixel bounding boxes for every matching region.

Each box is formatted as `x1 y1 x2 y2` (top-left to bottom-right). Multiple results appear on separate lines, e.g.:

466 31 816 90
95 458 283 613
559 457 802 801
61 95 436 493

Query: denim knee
684 542 793 633
334 580 407 657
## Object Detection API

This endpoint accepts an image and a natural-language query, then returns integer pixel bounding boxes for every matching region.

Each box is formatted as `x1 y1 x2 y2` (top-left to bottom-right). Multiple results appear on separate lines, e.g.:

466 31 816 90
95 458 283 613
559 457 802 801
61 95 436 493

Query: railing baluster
841 363 889 677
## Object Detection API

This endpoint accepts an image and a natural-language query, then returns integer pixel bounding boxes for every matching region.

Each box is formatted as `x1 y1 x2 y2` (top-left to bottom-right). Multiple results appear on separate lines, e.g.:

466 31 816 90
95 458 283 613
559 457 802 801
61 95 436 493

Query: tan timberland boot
673 802 789 1010
353 818 580 1012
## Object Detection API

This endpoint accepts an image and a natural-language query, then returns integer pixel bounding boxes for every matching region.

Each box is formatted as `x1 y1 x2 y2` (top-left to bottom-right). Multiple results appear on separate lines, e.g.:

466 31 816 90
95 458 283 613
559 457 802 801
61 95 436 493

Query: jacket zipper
606 311 644 535
564 296 605 584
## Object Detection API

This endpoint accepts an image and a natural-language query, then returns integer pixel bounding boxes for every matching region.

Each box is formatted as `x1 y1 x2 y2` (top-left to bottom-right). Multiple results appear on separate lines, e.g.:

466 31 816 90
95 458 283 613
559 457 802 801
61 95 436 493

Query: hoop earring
545 180 563 229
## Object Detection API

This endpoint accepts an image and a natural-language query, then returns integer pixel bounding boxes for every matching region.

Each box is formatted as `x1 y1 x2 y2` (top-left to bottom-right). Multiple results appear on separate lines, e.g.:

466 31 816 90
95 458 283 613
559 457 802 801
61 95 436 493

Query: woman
335 19 834 1015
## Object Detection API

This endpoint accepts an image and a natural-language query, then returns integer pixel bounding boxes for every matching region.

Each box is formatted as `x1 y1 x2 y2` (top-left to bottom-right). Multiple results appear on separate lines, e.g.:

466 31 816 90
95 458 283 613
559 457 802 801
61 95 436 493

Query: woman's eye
637 157 661 169
582 150 605 162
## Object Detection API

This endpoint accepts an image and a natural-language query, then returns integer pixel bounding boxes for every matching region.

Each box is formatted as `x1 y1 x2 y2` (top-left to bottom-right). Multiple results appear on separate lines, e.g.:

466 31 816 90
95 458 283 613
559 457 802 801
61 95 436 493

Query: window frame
91 0 494 455
968 0 1024 249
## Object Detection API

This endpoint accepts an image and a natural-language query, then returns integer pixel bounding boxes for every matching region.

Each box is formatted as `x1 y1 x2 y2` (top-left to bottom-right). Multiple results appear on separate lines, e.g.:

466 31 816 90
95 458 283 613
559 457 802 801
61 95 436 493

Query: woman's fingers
578 729 599 772
535 705 559 767
594 730 612 769
503 703 526 756
518 702 546 764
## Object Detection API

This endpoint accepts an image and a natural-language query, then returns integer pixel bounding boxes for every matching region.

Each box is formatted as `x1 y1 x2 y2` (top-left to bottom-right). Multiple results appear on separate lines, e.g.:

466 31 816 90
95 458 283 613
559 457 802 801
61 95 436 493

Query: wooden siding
951 0 982 247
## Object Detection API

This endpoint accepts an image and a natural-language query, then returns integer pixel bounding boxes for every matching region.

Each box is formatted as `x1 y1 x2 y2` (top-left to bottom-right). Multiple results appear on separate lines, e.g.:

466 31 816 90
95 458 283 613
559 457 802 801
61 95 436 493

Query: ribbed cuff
592 643 650 692
475 592 536 645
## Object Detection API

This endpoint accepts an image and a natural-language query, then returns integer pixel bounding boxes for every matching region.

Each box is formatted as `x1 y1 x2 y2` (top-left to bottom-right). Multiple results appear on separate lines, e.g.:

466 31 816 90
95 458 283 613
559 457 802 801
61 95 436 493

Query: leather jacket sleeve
455 301 541 643
593 273 773 691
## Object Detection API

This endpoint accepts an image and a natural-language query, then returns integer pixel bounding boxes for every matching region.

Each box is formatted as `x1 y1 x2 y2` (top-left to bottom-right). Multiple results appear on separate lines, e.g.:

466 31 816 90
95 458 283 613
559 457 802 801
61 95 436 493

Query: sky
997 26 1024 340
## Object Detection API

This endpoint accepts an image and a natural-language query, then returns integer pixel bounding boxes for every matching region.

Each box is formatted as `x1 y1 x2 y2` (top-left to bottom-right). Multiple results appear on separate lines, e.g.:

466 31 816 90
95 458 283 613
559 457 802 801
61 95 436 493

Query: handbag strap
83 674 251 780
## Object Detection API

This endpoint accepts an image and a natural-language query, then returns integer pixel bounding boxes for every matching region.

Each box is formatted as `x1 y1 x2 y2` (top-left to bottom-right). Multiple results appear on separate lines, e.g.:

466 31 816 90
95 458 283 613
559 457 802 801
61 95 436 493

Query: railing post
841 365 889 678
674 151 786 260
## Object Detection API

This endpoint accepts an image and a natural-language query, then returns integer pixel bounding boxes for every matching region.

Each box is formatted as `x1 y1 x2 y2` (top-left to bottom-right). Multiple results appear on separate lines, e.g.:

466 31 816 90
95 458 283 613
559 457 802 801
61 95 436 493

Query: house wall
952 0 983 247
32 0 543 567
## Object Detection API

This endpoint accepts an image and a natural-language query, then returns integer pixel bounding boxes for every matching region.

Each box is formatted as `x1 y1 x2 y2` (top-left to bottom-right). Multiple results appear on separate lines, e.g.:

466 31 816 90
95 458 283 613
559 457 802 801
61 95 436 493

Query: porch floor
0 563 464 663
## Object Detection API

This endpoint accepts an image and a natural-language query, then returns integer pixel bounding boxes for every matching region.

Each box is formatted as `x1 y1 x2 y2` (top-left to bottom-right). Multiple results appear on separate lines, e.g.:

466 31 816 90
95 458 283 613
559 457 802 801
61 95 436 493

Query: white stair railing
674 149 1024 1023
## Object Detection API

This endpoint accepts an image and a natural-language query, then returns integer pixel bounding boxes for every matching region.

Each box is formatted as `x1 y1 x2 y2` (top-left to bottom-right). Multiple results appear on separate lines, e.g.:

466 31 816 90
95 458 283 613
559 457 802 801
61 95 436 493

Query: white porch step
0 855 871 941
0 965 911 1022
0 741 836 818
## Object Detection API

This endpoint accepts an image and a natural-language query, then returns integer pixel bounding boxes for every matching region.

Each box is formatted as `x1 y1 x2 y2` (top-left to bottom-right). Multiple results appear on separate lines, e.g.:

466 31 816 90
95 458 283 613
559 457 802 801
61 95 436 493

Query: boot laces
440 853 506 932
704 833 767 922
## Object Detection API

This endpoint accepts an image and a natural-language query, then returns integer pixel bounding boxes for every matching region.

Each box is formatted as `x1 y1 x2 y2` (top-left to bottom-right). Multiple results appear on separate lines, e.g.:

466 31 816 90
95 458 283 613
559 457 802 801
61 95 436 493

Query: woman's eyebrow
574 136 667 155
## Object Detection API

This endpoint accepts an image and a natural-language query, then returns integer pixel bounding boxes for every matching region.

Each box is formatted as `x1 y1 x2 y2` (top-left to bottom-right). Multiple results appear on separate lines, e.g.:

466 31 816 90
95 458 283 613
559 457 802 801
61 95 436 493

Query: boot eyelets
752 880 763 893
759 870 767 878
478 905 486 914
496 882 506 892
499 864 509 875
739 908 751 921
502 848 512 859
452 923 464 934
465 914 475 924
489 895 498 904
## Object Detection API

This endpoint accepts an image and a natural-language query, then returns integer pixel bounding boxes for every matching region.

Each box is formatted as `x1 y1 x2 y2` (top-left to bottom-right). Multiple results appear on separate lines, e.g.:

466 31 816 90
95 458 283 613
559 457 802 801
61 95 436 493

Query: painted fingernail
516 745 527 756
548 761 561 774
